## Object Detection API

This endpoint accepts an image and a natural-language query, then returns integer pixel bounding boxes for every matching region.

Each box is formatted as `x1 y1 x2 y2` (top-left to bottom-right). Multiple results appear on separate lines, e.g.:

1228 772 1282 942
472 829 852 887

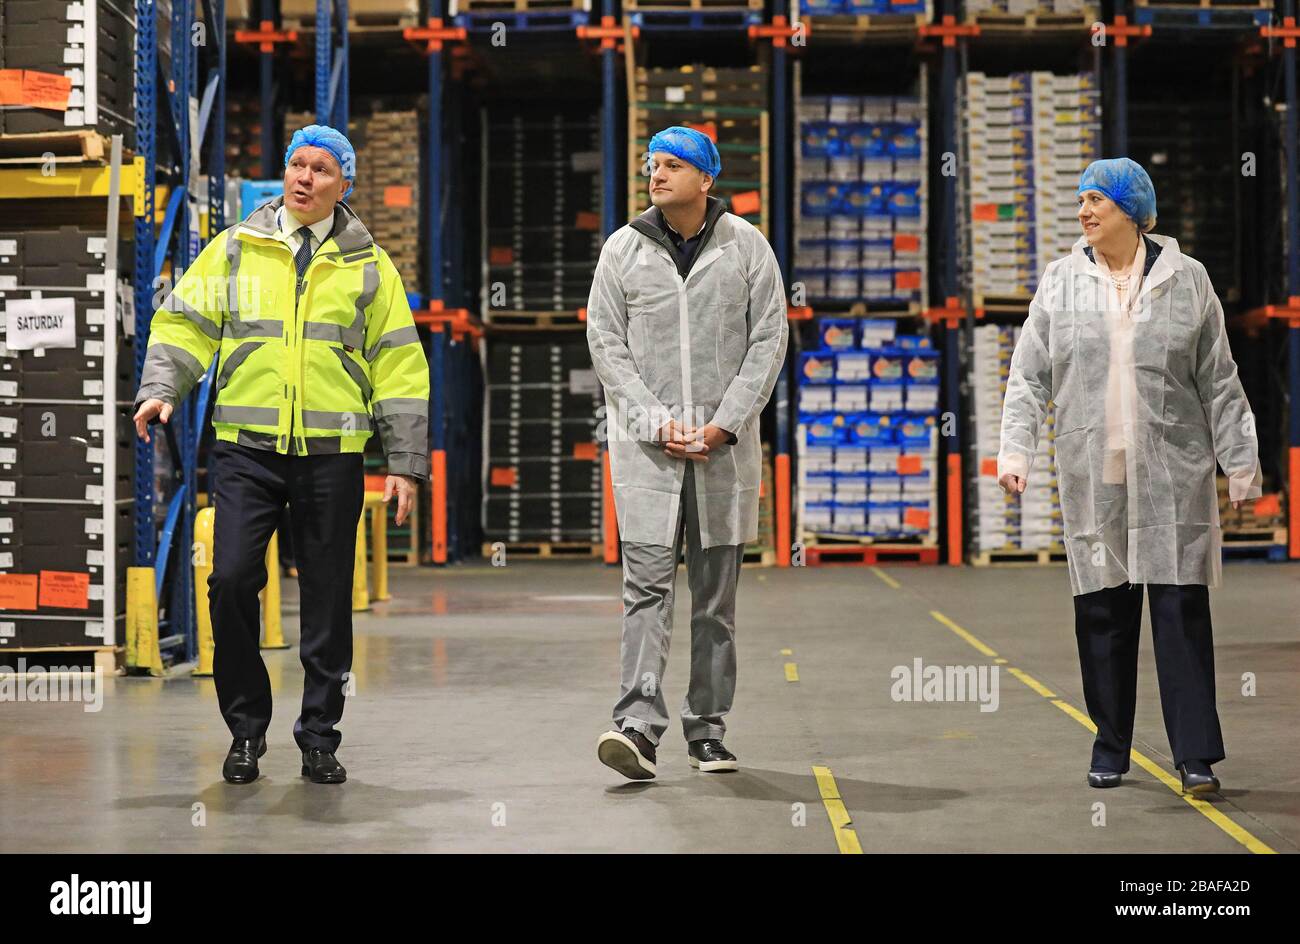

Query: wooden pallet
627 0 761 8
0 130 118 166
742 547 776 568
281 13 422 30
481 540 603 559
459 0 588 10
0 645 123 673
804 542 940 565
1221 526 1287 546
485 309 587 329
971 547 1068 566
965 9 1098 31
973 292 1033 313
1135 0 1270 7
798 12 928 34
812 300 925 318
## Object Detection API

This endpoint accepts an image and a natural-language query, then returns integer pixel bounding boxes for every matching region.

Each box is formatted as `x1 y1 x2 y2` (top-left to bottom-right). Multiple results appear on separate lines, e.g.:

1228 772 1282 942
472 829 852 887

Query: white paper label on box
86 549 104 566
86 237 106 255
68 89 86 108
84 339 104 357
68 1 88 20
0 517 12 533
85 485 103 502
85 621 105 639
83 379 103 396
0 240 16 255
0 553 11 569
5 296 76 350
570 151 602 173
86 273 105 291
118 285 135 337
0 622 13 638
0 277 16 290
88 584 104 601
86 447 104 465
86 414 103 431
0 417 14 435
0 448 15 464
665 86 686 103
85 516 103 535
0 481 14 497
568 369 598 395
87 308 104 325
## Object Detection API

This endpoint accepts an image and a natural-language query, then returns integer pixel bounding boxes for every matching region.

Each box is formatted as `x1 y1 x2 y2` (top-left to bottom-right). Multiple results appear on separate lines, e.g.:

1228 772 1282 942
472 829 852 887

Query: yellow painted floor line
784 662 799 682
930 610 998 658
812 765 863 854
870 567 900 589
931 612 1277 855
780 648 793 656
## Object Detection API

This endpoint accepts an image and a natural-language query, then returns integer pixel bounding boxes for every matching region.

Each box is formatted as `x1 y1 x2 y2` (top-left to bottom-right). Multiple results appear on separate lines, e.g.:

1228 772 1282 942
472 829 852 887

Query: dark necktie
294 226 314 280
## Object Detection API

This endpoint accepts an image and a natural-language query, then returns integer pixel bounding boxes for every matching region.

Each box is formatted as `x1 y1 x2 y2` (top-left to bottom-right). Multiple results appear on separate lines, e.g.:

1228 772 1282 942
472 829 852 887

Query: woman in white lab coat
998 158 1262 796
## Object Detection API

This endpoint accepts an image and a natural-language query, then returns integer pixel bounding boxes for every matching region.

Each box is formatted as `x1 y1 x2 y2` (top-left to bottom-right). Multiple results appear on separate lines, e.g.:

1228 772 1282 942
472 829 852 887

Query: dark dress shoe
596 728 657 780
1179 761 1220 796
301 748 347 784
688 739 739 772
222 737 267 784
1087 770 1122 788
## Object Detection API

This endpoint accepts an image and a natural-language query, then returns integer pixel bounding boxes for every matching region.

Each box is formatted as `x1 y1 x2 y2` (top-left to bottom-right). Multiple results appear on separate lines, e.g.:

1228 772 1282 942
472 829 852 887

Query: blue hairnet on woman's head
1077 157 1157 232
647 126 722 179
285 124 356 198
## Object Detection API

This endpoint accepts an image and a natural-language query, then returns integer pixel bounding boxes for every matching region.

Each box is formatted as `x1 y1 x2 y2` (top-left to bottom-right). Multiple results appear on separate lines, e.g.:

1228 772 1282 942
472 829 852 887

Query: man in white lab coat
587 126 789 780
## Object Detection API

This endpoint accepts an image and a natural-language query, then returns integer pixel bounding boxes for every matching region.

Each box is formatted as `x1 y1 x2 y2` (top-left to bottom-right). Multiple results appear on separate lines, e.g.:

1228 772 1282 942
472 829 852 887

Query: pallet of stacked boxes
963 71 1100 310
963 0 1097 28
0 0 158 139
480 107 602 324
280 0 422 29
629 65 768 235
745 443 776 567
481 338 604 557
794 85 927 315
968 323 1066 565
0 226 134 652
793 0 930 30
795 318 940 565
1218 477 1287 562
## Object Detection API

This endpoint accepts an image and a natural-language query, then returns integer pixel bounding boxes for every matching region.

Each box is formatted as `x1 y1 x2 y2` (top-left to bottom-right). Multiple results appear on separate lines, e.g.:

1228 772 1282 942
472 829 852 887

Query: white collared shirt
276 204 335 263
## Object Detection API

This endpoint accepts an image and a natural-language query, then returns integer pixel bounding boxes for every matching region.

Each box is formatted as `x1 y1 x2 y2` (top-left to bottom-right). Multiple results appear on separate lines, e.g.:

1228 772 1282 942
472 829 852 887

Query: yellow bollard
260 529 289 649
368 493 390 602
352 510 370 611
192 507 216 677
125 566 163 676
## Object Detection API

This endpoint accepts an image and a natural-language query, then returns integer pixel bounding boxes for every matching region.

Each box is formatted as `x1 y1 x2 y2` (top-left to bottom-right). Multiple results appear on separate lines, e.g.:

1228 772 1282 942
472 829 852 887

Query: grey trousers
613 462 746 746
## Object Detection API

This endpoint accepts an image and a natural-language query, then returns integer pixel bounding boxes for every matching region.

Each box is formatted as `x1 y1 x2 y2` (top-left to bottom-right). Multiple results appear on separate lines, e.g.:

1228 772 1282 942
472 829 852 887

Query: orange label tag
972 203 1000 222
895 270 922 290
23 71 73 111
686 121 717 141
0 573 38 610
489 246 513 265
1254 494 1281 516
490 466 516 487
897 455 923 475
731 190 761 216
573 442 598 460
383 185 413 208
904 507 931 529
893 234 921 252
0 70 22 106
575 211 599 231
39 571 89 609
980 457 999 477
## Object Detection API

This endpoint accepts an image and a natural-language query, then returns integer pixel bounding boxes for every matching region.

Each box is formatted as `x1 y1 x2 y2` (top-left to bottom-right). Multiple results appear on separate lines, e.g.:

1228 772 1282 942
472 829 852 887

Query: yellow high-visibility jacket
133 196 430 479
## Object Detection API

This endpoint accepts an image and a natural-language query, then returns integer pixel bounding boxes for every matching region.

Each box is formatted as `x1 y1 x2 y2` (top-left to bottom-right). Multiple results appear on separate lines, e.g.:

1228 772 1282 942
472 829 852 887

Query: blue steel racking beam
135 0 159 571
315 0 350 129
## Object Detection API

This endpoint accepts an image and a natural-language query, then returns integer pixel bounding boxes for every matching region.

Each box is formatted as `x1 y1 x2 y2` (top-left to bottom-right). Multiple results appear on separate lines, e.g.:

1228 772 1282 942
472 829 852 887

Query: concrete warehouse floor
1 559 1297 854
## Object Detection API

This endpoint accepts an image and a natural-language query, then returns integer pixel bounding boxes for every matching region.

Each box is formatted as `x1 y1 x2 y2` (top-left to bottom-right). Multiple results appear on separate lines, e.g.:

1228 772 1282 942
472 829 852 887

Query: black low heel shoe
1178 762 1220 797
1087 770 1122 788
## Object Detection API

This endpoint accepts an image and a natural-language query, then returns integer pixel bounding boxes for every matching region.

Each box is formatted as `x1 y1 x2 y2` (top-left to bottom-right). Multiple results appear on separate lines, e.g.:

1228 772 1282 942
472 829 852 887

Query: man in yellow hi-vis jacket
132 125 429 785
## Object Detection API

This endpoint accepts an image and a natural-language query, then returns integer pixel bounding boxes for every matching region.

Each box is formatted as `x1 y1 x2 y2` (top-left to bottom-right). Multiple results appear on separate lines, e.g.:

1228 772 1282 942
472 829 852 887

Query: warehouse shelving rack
129 0 231 664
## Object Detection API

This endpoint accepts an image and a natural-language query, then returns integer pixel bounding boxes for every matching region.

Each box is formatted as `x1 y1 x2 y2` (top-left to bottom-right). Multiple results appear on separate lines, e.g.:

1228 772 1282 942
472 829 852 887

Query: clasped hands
656 420 729 463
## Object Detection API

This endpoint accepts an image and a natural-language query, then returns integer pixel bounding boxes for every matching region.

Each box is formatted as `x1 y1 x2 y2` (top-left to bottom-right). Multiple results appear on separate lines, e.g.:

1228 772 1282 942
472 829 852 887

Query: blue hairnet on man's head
1077 157 1157 233
647 126 722 179
285 124 356 198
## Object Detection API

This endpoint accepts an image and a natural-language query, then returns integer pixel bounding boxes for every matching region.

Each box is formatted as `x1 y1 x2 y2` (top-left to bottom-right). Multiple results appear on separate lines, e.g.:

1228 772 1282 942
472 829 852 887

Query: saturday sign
4 296 76 350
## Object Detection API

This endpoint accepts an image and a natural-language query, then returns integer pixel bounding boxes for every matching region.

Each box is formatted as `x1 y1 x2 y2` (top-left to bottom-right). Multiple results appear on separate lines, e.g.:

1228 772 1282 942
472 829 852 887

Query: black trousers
1073 582 1225 773
209 440 364 752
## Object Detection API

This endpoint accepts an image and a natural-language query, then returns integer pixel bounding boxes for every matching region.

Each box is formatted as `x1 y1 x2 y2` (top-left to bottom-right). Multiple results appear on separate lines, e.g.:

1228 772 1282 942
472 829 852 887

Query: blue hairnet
1077 158 1157 232
285 124 356 198
647 126 721 179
